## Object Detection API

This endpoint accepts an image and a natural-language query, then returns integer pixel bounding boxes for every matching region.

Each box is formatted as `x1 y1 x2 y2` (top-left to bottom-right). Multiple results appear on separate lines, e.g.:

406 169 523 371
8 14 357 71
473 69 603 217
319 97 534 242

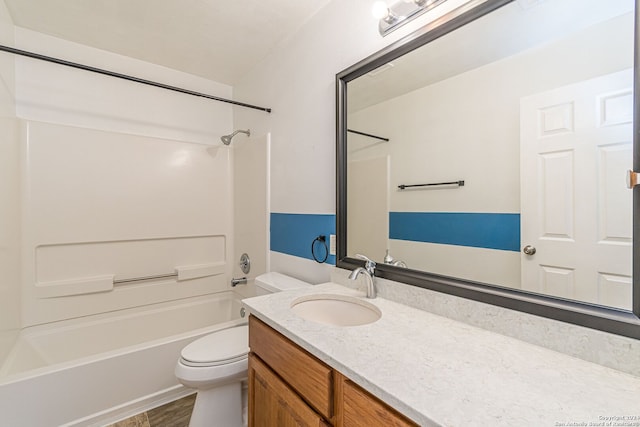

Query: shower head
221 129 250 145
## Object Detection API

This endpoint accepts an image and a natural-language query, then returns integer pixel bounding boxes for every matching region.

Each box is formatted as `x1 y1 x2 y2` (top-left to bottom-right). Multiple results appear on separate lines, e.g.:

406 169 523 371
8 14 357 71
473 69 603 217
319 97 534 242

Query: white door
520 69 633 309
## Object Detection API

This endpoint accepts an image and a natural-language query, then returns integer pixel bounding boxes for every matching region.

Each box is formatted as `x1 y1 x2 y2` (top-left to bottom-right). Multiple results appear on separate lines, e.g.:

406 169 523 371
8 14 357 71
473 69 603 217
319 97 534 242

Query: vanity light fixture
372 0 448 36
372 1 399 24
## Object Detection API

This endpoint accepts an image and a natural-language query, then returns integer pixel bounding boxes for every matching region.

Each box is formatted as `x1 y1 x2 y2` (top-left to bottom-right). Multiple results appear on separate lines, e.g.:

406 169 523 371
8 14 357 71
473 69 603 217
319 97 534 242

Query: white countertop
242 282 640 427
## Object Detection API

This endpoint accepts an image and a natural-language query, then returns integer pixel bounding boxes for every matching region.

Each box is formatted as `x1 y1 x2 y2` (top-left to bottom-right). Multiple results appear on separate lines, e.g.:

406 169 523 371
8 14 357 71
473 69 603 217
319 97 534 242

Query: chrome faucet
348 254 376 298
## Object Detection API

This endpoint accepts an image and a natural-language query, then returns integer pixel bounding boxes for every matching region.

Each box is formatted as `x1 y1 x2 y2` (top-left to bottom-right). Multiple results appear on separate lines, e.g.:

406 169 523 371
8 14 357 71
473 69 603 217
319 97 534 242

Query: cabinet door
249 316 333 419
336 373 418 427
249 354 330 427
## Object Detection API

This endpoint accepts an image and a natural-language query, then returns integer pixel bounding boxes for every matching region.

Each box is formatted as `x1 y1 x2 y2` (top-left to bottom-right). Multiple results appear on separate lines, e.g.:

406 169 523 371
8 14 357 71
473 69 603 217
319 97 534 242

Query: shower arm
221 129 250 145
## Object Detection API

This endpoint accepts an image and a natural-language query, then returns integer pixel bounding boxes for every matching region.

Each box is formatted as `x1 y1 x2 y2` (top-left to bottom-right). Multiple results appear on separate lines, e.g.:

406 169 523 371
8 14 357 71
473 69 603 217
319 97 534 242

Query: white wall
0 0 20 365
233 0 472 282
11 28 236 327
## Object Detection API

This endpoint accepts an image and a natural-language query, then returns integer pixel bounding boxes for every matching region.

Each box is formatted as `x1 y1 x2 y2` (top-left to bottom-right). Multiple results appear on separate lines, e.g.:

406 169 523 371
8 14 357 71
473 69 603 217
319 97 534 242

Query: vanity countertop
241 282 640 427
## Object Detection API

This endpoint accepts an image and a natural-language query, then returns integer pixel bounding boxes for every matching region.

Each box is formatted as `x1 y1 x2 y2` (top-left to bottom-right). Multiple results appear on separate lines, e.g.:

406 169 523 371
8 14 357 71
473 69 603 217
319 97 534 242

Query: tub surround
242 282 640 427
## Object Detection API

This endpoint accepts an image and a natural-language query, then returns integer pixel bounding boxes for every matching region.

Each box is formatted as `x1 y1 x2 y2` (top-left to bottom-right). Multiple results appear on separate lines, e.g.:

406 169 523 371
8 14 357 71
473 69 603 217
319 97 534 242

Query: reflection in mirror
345 0 634 310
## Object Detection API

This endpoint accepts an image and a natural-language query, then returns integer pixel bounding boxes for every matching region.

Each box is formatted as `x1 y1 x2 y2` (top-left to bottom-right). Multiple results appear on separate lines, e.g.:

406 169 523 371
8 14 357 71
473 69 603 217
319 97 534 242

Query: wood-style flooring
106 394 196 427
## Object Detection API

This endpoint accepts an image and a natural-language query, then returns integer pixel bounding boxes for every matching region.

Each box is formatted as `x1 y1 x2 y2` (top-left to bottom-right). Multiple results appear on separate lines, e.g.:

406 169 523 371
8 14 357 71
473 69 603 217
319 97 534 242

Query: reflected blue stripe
389 212 520 252
270 213 336 264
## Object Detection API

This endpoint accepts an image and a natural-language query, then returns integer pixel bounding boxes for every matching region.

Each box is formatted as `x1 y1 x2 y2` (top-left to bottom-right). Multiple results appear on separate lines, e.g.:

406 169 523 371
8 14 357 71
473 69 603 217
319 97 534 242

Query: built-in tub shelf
33 235 227 299
35 262 225 298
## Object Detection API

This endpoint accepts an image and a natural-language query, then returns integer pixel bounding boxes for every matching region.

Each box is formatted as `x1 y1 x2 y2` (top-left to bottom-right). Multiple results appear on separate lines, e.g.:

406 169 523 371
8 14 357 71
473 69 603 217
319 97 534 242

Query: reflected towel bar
398 180 464 190
113 272 178 284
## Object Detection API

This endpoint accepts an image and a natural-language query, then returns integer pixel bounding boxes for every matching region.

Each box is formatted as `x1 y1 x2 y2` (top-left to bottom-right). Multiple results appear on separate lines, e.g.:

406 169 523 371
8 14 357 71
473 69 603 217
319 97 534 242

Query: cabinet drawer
249 316 333 420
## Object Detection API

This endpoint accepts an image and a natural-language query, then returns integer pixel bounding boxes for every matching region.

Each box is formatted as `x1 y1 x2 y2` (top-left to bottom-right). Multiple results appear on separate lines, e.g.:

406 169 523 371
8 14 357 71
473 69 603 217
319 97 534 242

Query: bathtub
0 291 246 427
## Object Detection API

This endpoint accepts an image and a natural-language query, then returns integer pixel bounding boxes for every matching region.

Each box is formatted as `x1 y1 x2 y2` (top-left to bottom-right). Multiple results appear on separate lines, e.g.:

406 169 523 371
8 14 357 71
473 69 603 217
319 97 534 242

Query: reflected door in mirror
520 69 633 310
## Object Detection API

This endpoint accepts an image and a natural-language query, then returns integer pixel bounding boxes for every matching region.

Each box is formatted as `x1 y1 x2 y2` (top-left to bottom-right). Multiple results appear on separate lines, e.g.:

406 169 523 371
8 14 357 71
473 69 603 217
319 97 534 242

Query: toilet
174 272 312 427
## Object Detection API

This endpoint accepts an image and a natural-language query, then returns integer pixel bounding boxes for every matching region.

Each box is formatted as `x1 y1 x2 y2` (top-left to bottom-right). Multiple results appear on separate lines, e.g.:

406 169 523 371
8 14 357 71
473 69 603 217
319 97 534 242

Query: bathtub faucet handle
231 277 247 287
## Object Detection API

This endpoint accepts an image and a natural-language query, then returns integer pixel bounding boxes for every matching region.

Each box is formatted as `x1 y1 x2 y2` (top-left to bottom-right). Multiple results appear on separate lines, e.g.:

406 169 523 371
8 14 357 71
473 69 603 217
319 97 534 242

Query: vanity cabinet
248 316 417 427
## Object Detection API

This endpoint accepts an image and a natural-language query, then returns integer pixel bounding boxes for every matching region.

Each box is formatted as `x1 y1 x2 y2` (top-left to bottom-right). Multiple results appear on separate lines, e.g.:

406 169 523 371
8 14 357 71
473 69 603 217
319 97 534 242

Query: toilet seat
180 325 249 368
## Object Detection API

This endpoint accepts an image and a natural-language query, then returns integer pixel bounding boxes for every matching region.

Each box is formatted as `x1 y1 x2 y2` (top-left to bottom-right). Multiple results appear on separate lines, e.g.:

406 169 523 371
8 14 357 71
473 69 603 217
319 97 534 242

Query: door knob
523 245 536 255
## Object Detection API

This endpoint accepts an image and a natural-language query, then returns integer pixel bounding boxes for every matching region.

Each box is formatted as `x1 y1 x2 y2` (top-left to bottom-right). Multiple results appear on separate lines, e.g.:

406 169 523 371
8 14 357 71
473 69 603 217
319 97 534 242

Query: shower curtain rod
0 44 272 113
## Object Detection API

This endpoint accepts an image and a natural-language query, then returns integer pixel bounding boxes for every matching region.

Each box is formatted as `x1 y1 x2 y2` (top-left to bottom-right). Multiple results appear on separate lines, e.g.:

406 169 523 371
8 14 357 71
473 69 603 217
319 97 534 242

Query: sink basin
290 294 381 326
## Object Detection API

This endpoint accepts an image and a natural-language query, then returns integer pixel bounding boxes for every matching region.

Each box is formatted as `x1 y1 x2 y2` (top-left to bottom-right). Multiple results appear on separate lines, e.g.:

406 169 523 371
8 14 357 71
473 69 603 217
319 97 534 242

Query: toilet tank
255 272 312 295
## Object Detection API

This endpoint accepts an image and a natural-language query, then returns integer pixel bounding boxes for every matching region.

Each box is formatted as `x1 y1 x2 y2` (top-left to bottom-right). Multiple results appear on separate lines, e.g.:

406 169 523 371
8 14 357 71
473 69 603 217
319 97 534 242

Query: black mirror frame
336 0 640 339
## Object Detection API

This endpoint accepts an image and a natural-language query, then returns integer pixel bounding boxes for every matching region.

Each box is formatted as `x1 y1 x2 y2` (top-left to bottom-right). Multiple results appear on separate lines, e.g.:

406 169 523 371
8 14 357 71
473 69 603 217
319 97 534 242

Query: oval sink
290 294 381 326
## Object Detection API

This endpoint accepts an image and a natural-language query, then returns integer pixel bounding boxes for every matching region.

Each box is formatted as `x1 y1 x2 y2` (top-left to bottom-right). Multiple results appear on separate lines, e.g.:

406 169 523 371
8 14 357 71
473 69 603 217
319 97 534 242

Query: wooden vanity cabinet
248 316 418 427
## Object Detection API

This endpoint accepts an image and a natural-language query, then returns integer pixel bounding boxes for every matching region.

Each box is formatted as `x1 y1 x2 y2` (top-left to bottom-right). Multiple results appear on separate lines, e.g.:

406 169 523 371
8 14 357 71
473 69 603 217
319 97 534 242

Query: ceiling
3 0 331 85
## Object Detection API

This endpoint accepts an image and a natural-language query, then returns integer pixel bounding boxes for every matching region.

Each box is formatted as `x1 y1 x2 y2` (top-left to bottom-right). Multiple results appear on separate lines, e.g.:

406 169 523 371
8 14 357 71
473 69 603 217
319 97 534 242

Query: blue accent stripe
270 213 336 264
389 212 520 252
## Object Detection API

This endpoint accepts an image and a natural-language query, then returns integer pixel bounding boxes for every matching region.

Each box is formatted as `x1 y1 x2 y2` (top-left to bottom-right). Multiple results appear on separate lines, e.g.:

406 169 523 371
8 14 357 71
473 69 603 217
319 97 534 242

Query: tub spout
231 277 247 287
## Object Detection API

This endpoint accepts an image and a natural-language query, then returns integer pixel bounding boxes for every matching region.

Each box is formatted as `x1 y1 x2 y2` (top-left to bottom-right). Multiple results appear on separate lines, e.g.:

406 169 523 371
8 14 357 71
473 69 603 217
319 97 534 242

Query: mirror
337 0 640 338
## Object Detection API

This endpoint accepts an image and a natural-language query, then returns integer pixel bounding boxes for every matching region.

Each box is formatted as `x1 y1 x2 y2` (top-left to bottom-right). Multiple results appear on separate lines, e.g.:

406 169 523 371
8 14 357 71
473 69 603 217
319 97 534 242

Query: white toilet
174 272 311 427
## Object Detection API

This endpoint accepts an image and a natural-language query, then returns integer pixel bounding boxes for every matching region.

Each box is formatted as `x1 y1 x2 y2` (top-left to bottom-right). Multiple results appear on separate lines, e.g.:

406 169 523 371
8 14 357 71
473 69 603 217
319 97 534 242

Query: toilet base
189 382 243 427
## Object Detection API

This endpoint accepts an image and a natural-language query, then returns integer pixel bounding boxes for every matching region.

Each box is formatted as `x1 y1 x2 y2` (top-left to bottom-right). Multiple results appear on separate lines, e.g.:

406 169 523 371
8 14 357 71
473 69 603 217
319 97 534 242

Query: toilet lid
180 325 249 367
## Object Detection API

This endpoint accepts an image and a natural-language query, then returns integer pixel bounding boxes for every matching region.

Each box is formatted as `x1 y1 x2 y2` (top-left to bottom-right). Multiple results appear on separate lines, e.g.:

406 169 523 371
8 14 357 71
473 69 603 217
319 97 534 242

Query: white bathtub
0 291 246 427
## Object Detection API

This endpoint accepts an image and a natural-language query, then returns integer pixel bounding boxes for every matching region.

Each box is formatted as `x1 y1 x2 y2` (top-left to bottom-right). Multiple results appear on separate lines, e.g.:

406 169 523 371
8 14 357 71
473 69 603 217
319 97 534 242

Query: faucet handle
355 254 376 274
355 254 373 262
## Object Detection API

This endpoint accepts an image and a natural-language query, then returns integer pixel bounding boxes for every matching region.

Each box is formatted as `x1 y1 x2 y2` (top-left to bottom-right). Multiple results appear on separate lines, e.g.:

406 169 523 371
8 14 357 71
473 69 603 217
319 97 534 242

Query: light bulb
403 0 434 6
371 1 390 19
